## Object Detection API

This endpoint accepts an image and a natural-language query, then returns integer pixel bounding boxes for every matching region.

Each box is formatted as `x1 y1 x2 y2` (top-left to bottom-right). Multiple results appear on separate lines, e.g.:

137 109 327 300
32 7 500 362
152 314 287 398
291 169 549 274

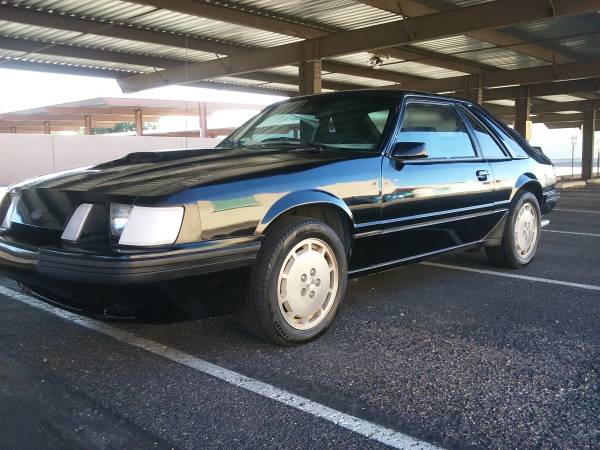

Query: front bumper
0 236 260 285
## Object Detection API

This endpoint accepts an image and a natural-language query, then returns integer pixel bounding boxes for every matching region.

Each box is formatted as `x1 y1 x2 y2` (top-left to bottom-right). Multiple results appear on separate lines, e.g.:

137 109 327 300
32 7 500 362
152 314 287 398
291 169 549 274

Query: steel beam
484 78 600 101
402 60 600 94
133 0 492 75
118 0 600 92
0 5 427 86
0 4 243 57
358 0 577 64
135 0 329 40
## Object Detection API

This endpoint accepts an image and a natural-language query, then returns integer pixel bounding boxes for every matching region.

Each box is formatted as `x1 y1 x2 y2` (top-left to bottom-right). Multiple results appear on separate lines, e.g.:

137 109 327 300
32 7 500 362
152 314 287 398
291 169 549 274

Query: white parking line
0 285 442 450
544 229 600 237
421 262 600 292
555 208 600 214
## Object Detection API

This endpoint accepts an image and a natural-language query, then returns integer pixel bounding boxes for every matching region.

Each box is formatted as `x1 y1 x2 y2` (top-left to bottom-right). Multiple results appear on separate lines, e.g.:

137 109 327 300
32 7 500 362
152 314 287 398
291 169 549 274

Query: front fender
255 190 353 235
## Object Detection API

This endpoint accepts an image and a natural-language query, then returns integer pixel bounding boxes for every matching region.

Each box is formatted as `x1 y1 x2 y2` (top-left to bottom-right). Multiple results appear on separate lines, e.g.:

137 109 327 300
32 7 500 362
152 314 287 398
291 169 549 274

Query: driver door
379 99 501 263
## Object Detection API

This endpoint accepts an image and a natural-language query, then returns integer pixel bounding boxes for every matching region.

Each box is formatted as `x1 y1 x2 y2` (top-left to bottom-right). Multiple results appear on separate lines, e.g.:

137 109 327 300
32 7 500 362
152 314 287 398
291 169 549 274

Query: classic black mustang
0 91 559 345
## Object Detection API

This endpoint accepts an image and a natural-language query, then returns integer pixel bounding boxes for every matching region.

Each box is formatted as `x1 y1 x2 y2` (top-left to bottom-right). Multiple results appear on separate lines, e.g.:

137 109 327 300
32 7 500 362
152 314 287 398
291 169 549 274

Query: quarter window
477 113 528 158
461 109 508 159
398 102 476 159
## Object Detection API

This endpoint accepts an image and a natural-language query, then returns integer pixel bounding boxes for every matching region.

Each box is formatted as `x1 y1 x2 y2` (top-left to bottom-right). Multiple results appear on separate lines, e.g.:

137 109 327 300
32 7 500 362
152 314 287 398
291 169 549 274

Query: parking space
1 186 599 449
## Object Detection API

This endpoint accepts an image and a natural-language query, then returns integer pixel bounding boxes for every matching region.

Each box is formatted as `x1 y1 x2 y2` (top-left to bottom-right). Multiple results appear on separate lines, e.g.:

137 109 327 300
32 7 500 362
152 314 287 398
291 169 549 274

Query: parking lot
1 185 599 450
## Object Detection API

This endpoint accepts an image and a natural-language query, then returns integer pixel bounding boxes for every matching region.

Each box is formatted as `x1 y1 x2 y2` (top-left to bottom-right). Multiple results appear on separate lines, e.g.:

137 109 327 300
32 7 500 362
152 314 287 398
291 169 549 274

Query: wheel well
518 181 543 206
264 204 353 255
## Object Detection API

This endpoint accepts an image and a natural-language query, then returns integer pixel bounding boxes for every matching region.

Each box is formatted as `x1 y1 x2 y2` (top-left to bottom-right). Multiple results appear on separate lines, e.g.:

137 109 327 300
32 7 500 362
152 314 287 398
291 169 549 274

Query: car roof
290 89 472 105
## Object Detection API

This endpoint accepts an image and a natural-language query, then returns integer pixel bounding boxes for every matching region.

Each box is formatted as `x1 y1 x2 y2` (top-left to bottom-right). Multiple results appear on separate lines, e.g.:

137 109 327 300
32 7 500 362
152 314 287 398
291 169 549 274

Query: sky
0 68 286 114
0 67 595 162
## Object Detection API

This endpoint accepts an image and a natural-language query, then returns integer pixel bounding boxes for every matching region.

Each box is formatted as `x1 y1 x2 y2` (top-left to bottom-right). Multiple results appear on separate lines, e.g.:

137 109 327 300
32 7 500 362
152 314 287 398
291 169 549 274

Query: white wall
0 134 220 186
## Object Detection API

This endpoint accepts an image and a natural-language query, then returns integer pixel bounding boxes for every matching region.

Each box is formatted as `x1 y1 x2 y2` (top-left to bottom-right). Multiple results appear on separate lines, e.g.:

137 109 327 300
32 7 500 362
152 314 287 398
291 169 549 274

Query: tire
485 190 541 269
244 216 348 346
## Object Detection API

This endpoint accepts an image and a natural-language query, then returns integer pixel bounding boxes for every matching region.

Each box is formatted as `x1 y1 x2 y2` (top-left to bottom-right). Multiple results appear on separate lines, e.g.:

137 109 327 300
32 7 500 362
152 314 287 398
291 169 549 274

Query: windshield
218 95 396 152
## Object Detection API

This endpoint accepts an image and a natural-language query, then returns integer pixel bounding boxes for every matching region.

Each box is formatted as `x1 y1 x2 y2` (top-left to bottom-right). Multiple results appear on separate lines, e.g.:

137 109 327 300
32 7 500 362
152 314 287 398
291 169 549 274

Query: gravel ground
1 186 599 449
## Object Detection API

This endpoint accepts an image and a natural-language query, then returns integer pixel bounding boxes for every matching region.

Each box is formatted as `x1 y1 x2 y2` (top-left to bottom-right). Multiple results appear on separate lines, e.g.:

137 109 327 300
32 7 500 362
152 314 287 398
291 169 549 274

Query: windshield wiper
244 138 328 151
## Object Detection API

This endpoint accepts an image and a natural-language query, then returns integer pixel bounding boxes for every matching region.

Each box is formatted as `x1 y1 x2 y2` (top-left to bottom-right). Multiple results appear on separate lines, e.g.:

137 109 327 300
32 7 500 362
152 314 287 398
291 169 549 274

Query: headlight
111 203 184 246
110 203 133 237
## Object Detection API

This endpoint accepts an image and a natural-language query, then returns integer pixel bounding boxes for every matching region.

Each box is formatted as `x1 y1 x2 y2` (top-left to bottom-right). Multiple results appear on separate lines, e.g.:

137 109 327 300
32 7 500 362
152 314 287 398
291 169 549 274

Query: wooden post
199 102 208 138
84 115 92 135
135 109 143 136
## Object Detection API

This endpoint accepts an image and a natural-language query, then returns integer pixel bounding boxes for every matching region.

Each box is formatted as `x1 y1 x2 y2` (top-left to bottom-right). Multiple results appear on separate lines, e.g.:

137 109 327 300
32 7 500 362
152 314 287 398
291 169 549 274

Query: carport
1 2 600 449
1 0 600 178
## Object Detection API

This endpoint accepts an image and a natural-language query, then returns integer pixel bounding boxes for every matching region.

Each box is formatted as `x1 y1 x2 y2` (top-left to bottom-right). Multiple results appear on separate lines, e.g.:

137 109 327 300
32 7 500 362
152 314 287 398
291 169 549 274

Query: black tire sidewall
258 220 347 344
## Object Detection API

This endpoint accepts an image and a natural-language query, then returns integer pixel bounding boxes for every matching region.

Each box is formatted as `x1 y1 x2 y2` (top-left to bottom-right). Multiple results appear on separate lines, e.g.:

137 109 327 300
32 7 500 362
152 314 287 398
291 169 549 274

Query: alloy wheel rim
514 202 538 259
277 238 339 330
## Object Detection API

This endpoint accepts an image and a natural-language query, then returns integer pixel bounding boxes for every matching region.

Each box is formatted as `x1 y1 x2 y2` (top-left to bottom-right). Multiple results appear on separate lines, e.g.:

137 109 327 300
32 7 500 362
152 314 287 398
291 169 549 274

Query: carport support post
581 101 597 180
84 115 92 135
460 74 482 104
199 102 208 138
134 109 143 136
298 59 322 95
515 86 531 141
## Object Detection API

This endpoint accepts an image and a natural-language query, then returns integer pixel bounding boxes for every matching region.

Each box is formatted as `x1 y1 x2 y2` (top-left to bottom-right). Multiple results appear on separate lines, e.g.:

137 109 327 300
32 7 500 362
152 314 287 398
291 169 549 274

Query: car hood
11 147 374 199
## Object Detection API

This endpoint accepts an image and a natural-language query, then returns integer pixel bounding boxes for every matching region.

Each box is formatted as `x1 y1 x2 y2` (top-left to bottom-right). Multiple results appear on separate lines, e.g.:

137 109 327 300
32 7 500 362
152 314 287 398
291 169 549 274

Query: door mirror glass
391 141 429 160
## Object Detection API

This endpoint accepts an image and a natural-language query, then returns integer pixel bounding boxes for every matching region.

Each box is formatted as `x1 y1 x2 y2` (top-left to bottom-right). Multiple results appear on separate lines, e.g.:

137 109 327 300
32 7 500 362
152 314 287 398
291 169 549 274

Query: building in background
0 97 265 138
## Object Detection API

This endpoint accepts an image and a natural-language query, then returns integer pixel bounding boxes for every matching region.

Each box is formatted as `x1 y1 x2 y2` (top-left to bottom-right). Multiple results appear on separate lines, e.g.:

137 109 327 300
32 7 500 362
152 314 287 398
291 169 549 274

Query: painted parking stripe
421 262 600 292
554 208 600 214
0 285 442 450
543 229 600 237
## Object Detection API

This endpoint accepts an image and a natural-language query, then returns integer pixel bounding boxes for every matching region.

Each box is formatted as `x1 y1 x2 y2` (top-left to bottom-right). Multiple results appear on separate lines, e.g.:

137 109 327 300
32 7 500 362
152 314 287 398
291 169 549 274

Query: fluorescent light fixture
118 206 184 246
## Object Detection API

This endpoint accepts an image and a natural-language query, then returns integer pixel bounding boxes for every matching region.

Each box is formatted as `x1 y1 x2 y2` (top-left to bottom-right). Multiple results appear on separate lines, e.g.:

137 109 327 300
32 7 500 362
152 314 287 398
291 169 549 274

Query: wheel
485 190 541 269
245 216 347 345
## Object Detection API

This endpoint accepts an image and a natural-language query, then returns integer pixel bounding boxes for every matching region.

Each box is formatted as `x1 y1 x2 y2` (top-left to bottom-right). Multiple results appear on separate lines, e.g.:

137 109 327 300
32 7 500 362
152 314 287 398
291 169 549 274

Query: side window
398 102 476 159
460 109 508 160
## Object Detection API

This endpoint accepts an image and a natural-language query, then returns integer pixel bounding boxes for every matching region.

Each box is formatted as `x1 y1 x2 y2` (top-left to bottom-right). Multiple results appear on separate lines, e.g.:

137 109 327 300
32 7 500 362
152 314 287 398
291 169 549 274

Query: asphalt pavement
1 185 599 449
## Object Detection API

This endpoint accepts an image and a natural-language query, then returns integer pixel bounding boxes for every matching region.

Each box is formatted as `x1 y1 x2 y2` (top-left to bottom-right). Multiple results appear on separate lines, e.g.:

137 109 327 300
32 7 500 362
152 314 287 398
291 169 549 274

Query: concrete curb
556 180 587 189
557 178 600 189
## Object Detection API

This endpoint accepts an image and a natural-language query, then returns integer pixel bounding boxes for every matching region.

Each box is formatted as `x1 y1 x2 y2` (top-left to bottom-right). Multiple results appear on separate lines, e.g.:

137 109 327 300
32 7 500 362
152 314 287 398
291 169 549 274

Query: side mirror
391 142 429 160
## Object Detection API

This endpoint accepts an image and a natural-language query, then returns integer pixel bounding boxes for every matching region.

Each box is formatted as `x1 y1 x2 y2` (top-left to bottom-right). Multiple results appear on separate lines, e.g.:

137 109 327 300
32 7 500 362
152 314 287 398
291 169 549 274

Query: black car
0 91 559 345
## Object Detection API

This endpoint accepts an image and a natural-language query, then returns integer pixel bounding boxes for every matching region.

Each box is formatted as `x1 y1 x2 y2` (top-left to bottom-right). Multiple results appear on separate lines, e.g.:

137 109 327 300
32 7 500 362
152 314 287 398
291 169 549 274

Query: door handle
476 169 490 181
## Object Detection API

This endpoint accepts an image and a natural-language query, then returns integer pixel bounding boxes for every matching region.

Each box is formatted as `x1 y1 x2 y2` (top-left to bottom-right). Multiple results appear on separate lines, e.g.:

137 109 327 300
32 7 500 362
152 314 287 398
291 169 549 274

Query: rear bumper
0 236 260 285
